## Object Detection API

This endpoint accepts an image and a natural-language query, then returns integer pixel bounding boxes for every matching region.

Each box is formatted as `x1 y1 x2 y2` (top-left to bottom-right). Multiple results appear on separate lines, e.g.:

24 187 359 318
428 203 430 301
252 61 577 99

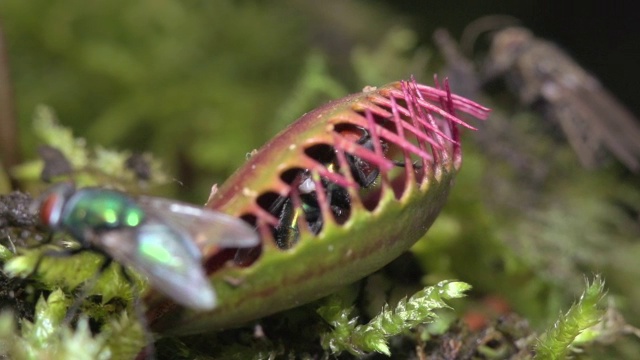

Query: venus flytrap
147 79 489 335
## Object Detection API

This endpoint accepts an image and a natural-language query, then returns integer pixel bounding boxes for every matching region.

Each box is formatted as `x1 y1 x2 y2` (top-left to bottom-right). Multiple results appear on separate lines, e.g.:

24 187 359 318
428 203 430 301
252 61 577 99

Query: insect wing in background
484 27 640 171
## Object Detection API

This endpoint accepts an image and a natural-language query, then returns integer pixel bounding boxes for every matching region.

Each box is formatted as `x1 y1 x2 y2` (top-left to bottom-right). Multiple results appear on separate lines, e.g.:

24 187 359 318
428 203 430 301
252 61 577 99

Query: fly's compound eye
39 193 64 228
33 182 76 229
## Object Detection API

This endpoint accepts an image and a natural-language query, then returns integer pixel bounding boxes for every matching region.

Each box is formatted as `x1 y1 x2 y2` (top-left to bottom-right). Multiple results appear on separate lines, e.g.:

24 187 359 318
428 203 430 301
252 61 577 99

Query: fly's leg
120 266 157 360
24 242 85 281
63 254 113 324
392 159 423 169
59 253 157 359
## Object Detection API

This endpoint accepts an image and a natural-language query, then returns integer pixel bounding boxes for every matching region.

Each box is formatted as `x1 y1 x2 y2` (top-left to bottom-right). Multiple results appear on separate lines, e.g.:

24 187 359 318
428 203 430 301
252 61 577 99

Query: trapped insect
271 126 394 249
32 182 259 310
145 79 490 335
483 27 640 171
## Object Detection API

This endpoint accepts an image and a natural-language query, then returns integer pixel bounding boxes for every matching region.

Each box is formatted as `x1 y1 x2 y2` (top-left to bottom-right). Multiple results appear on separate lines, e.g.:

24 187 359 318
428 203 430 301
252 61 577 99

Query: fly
33 182 259 310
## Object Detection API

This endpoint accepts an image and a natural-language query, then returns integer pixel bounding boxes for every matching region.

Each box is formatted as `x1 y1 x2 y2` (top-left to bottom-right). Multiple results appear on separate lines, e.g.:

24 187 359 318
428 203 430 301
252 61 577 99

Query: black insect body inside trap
231 104 441 261
260 123 404 250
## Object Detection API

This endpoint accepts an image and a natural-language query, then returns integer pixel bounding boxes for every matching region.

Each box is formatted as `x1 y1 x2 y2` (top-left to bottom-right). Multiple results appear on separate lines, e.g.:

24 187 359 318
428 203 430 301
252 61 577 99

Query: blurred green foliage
10 105 167 193
0 289 144 359
2 0 303 199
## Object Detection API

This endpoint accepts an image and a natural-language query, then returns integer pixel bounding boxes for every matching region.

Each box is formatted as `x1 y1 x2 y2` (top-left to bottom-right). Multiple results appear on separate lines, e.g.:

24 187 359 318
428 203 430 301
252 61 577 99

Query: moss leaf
319 280 470 356
534 275 606 359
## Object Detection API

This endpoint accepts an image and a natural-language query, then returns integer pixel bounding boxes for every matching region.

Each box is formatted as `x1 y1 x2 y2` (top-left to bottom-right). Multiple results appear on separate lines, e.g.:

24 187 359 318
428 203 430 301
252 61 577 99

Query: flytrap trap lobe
146 79 490 335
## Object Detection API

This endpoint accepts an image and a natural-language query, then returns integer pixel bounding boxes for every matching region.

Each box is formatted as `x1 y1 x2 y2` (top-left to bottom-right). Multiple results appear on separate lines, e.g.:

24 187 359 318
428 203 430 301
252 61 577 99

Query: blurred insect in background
33 182 259 310
485 27 640 171
434 21 640 345
437 19 640 172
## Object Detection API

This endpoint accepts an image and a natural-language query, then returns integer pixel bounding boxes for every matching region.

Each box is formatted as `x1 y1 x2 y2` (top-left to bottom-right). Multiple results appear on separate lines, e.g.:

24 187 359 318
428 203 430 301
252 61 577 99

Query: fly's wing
137 196 260 258
97 197 259 310
98 224 217 310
